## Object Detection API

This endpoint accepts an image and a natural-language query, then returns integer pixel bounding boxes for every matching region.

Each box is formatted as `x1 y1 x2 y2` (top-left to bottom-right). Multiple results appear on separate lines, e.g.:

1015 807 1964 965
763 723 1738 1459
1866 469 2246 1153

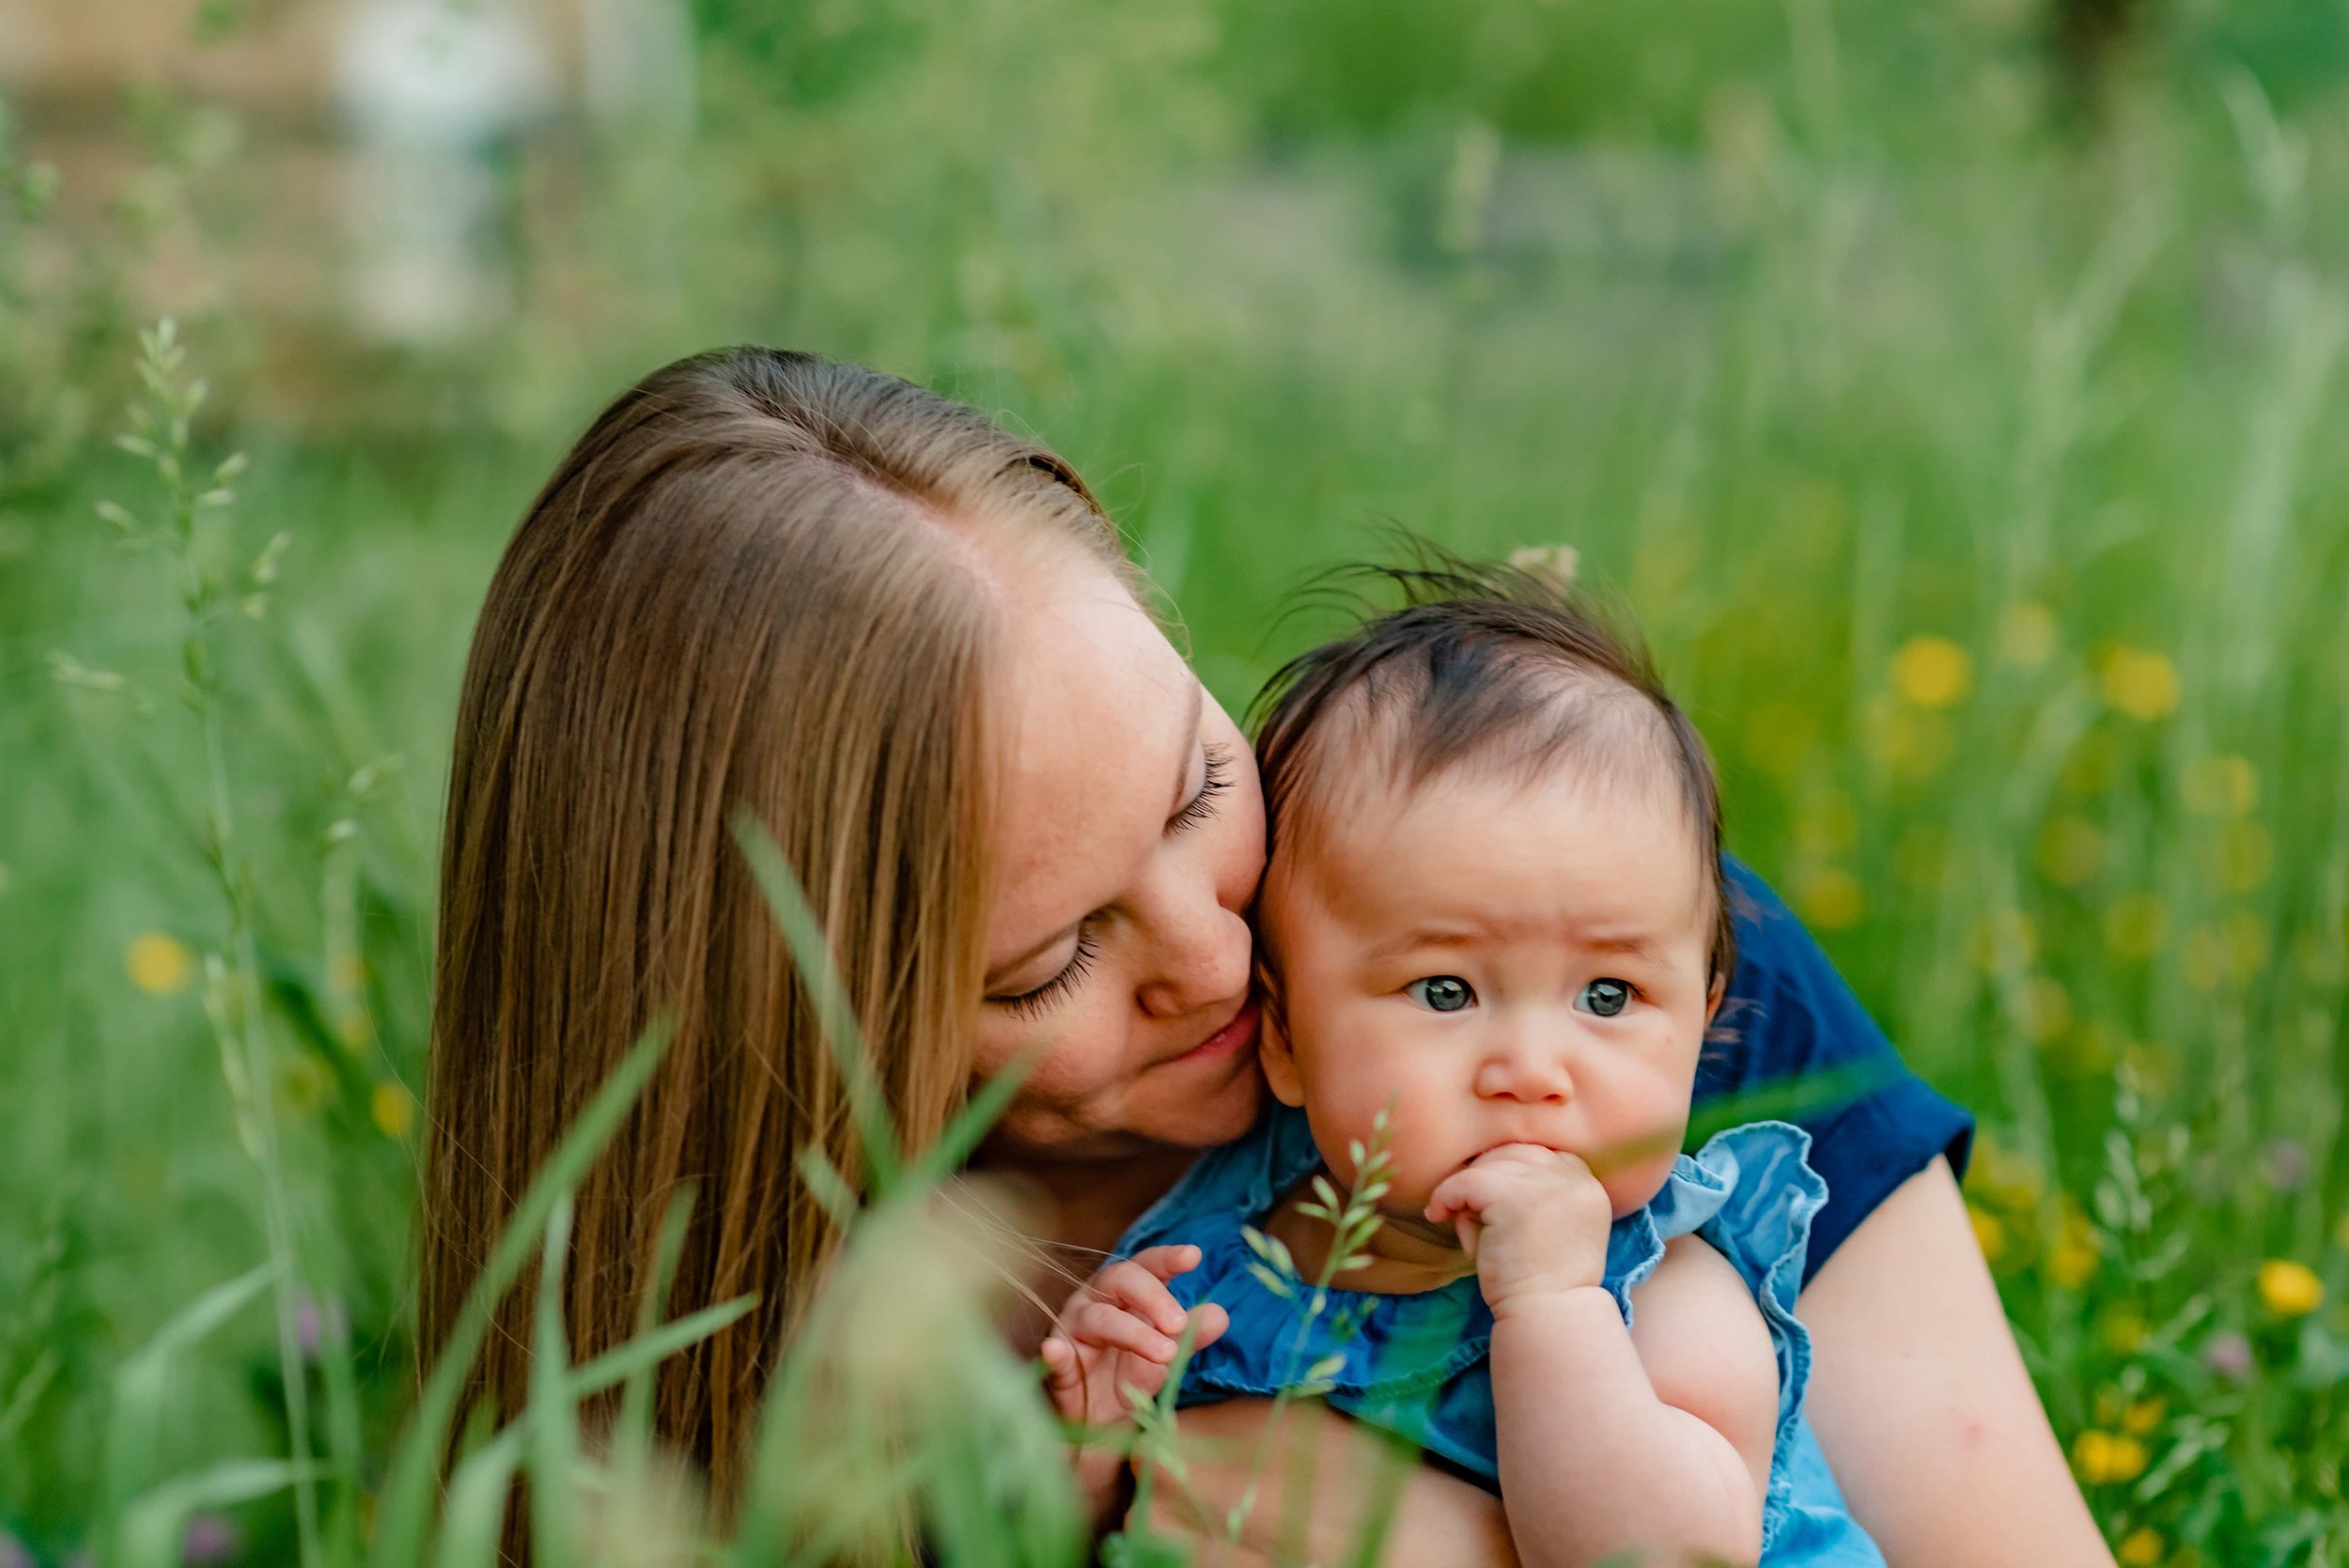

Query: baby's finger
1041 1335 1084 1409
1423 1165 1501 1226
1065 1300 1179 1364
1087 1259 1192 1337
1128 1244 1206 1282
1188 1301 1231 1352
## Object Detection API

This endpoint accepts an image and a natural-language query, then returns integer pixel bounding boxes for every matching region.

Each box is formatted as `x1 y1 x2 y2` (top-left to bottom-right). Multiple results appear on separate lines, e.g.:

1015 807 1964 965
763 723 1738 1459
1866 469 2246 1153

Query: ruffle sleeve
1636 1120 1829 1558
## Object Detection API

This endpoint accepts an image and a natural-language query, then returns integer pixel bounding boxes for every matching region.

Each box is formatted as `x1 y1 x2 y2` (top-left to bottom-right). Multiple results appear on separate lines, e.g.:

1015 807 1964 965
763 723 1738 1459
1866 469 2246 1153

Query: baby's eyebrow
1364 922 1664 964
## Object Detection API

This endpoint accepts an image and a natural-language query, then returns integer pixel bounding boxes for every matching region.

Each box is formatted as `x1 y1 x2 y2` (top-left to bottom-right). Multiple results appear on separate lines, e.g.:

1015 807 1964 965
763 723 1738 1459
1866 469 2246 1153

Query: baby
1042 559 1881 1566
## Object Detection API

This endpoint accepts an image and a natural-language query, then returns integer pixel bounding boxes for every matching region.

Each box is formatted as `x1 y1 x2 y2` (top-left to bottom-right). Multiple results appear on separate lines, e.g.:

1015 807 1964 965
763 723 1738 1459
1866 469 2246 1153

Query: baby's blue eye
1577 979 1632 1017
1407 976 1476 1013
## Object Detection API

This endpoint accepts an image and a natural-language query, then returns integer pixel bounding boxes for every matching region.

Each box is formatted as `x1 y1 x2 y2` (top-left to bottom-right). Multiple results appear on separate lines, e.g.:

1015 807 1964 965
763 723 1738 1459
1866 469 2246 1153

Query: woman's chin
1140 1058 1264 1149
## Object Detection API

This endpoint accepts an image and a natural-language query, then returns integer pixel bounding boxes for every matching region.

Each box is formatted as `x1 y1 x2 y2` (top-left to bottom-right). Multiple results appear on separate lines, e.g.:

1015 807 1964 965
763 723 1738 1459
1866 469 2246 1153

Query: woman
422 347 2112 1563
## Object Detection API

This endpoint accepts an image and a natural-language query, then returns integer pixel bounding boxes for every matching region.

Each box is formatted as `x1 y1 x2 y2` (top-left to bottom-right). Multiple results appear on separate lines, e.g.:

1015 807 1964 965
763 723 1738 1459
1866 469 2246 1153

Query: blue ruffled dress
1122 1105 1885 1565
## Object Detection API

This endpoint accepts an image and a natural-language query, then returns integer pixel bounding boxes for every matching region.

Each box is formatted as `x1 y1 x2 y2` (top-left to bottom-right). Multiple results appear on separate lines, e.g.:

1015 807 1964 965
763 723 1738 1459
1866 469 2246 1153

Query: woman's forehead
988 564 1198 942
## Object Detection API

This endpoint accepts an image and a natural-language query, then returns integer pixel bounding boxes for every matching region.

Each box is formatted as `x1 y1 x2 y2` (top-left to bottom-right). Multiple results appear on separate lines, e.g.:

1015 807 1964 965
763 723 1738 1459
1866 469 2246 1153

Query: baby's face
1259 762 1721 1229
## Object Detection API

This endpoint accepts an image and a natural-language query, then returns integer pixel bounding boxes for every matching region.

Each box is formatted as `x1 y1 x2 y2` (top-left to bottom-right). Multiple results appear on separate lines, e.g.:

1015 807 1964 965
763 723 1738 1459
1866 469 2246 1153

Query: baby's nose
1474 1037 1573 1102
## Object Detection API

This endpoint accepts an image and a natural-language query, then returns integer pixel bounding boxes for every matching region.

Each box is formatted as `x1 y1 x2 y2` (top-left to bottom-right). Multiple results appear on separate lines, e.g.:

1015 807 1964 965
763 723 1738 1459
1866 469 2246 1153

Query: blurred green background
6 0 2349 1560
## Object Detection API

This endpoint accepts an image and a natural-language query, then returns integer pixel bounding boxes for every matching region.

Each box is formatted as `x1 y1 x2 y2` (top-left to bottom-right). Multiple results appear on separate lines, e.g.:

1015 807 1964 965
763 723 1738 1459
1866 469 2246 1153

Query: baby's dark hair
1248 547 1736 989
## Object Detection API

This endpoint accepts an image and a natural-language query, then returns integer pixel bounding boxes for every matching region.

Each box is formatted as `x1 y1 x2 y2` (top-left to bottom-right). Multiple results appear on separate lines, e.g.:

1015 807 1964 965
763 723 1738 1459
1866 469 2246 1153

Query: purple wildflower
0 1529 35 1568
294 1294 347 1361
181 1513 240 1565
2263 1139 2310 1192
2202 1330 2254 1382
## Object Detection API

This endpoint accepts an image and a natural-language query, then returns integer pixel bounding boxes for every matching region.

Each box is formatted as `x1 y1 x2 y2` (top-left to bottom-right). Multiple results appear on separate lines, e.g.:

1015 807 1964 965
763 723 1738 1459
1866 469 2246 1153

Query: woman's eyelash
1168 742 1232 834
994 925 1102 1020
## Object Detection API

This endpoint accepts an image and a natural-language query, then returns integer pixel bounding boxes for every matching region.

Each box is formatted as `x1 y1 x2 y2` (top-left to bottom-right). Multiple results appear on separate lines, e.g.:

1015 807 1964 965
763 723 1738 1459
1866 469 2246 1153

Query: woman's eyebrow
1167 682 1206 813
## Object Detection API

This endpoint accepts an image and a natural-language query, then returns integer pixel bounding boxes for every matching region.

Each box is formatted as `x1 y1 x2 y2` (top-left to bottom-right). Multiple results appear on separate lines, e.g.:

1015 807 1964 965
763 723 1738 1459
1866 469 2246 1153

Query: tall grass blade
368 1019 673 1568
102 1264 275 1528
731 811 903 1193
526 1196 582 1567
115 1459 317 1568
432 1429 523 1568
617 1183 701 1456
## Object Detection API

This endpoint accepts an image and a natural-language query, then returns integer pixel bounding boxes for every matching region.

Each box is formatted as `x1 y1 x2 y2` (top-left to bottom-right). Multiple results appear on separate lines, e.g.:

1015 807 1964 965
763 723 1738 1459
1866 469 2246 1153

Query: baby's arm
1429 1151 1778 1567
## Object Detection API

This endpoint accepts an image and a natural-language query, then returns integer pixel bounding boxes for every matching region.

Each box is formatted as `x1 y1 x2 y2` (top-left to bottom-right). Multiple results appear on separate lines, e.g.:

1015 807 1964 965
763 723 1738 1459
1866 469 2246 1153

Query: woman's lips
1170 997 1260 1066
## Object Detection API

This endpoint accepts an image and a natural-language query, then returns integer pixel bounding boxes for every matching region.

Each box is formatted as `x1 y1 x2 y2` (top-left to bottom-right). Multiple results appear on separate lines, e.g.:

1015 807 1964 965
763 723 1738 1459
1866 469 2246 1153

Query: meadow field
5 1 2349 1562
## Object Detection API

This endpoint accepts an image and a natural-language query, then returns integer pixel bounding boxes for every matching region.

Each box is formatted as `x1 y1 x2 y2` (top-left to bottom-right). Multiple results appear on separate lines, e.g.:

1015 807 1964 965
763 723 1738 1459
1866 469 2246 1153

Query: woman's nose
1474 1031 1574 1103
1132 857 1253 1019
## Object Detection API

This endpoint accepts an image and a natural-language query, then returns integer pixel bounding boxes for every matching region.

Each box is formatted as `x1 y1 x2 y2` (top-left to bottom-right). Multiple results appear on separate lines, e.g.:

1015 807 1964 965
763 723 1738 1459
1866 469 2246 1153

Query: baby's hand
1041 1243 1230 1435
1424 1144 1613 1315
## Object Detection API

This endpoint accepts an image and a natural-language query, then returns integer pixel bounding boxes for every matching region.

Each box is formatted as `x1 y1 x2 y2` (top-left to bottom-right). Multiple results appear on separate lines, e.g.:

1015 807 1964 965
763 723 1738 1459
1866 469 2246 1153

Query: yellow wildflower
2184 754 2258 816
371 1081 417 1141
2117 1527 2163 1566
127 933 194 996
2123 1398 2166 1436
2100 646 2179 721
1799 867 1865 932
1970 1133 2046 1211
1969 1206 2007 1264
1892 636 1973 708
2071 1429 2149 1484
2048 1210 2099 1288
2101 1309 2148 1354
2259 1258 2324 1317
2037 815 2103 888
1999 601 2058 668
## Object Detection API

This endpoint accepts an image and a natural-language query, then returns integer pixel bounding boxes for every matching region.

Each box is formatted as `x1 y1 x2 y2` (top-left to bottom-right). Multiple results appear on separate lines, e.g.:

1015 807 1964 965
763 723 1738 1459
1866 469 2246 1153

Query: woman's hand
1135 1398 1519 1568
1800 1157 2116 1566
1039 1245 1228 1525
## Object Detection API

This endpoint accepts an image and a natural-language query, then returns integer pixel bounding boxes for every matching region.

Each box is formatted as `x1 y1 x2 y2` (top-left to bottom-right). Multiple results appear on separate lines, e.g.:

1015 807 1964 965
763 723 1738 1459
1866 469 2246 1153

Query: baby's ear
1704 970 1728 1027
1257 998 1308 1109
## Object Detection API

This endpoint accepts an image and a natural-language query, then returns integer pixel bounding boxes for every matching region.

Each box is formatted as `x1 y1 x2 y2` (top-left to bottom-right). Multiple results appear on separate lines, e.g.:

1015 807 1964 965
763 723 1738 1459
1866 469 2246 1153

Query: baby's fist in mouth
1424 1143 1613 1312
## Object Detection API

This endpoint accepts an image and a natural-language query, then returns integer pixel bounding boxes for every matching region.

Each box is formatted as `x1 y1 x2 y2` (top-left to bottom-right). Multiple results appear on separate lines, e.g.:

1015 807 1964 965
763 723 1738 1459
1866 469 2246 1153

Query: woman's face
973 553 1268 1164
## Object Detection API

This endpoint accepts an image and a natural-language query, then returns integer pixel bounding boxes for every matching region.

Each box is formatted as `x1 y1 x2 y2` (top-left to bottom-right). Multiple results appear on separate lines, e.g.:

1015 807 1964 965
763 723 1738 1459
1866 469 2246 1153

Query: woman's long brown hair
421 348 1122 1512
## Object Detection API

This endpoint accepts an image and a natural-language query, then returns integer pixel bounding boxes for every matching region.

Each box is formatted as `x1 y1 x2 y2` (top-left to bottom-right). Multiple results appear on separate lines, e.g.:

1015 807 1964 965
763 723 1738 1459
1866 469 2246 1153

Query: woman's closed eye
1576 977 1634 1017
1167 741 1231 834
990 925 1102 1020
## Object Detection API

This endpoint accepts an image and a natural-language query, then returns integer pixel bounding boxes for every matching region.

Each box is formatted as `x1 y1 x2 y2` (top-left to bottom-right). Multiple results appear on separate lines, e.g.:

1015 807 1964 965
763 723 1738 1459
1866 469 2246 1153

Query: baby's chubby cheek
1296 1081 1469 1208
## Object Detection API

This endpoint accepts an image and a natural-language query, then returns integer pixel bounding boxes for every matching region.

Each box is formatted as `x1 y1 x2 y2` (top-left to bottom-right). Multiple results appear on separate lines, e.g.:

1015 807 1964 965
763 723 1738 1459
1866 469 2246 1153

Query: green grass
5 1 2349 1561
